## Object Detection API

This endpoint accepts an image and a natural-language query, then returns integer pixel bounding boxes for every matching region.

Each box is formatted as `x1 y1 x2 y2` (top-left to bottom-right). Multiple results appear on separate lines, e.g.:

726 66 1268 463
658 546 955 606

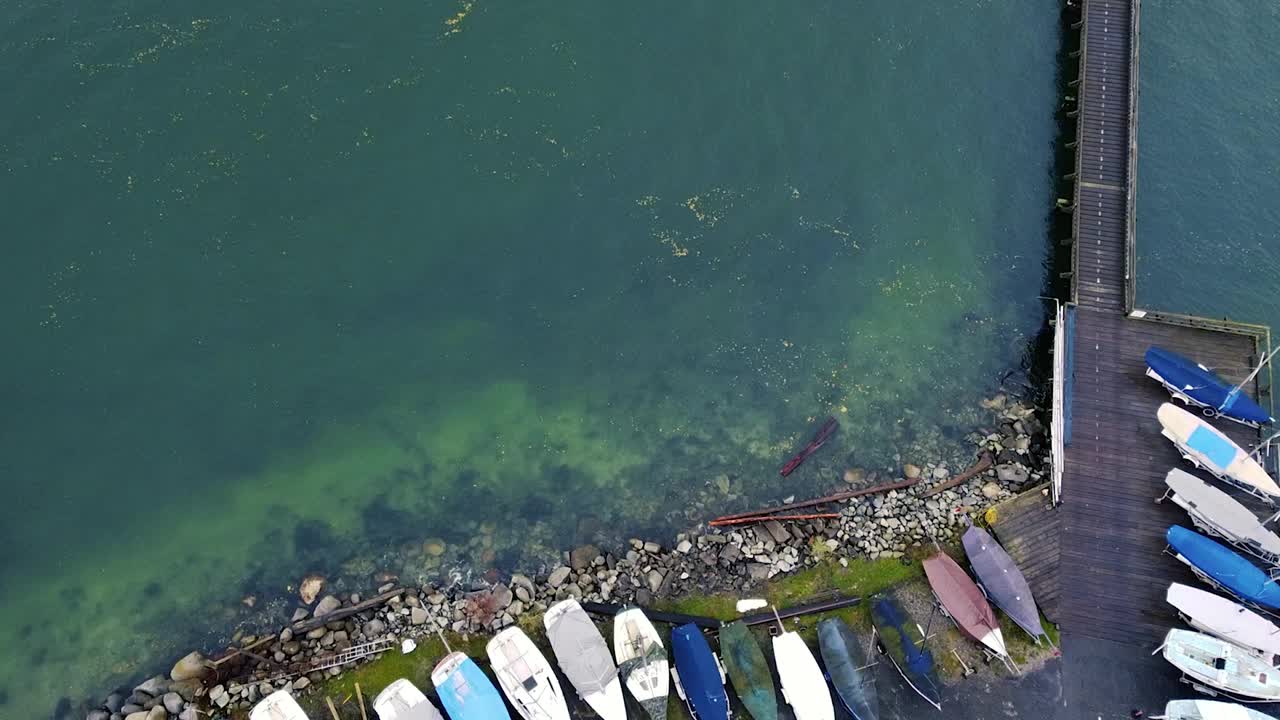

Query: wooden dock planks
987 485 1061 620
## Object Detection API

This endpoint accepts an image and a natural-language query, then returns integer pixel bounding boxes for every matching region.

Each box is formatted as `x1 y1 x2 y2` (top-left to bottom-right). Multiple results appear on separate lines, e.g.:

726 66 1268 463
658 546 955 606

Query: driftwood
919 453 994 498
708 477 921 526
292 587 405 634
709 513 839 527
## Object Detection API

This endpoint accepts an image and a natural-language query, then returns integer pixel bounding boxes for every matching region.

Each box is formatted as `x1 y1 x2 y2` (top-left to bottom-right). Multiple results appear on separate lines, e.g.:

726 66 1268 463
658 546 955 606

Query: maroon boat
921 551 1018 672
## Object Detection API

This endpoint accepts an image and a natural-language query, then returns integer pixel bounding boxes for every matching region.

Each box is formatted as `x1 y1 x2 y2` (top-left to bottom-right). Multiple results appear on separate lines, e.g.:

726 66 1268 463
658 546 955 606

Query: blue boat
431 651 511 720
670 623 729 720
1166 525 1280 610
818 618 878 720
1145 346 1273 427
870 594 941 711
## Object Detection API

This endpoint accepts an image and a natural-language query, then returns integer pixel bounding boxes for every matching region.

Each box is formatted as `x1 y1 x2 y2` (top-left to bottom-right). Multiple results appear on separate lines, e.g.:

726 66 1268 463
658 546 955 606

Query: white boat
1167 583 1280 658
251 690 310 720
1160 629 1280 701
1160 699 1279 719
771 616 835 720
1162 469 1280 565
612 607 669 720
486 627 571 720
372 679 444 720
1158 403 1280 505
543 599 627 720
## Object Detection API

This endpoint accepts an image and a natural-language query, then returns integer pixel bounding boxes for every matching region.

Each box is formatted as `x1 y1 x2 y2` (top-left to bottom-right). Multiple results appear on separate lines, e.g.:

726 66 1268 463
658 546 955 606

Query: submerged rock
168 652 210 682
299 574 325 605
569 544 600 570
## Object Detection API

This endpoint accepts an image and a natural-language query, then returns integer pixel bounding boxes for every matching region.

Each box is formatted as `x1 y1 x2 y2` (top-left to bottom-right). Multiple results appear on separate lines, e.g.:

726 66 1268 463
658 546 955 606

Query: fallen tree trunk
707 476 920 525
919 452 994 498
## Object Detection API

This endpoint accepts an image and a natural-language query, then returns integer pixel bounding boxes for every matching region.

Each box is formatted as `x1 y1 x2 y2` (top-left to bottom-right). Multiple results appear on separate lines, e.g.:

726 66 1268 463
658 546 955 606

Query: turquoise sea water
1137 2 1280 330
0 1 1061 714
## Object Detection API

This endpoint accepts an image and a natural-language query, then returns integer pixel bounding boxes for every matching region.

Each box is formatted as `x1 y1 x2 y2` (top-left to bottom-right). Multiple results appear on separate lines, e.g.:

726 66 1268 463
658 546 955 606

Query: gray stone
213 691 230 709
547 566 572 588
747 563 771 581
411 607 429 625
291 608 309 623
675 539 693 554
121 705 143 716
313 595 342 618
903 463 922 479
162 693 184 715
209 685 226 702
492 583 513 609
178 711 199 720
718 544 742 563
570 545 600 570
86 711 111 720
169 651 210 682
933 466 949 479
135 676 167 697
643 541 662 554
146 706 167 720
646 570 665 594
996 463 1029 485
127 692 152 707
105 694 125 713
365 618 386 636
760 520 791 544
279 628 293 643
981 482 1002 500
293 676 311 690
124 713 149 720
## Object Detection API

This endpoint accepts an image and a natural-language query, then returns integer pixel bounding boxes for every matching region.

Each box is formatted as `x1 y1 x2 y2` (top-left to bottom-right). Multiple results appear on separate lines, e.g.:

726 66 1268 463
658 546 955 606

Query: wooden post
355 683 369 720
325 697 341 720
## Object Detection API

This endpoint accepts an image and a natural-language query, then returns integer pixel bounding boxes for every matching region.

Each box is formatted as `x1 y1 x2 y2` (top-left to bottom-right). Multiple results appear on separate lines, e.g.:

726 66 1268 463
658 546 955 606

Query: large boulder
313 595 342 618
134 676 167 697
570 545 600 570
299 574 326 605
546 566 571 588
168 652 210 682
162 693 184 715
146 706 168 720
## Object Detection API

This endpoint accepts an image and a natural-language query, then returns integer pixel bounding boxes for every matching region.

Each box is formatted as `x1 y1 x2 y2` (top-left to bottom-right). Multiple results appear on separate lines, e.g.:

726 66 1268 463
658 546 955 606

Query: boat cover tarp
1164 698 1278 720
376 693 444 720
1188 426 1239 470
437 658 510 720
1167 525 1280 609
961 525 1046 641
546 603 618 694
1146 346 1271 425
870 595 940 709
1166 469 1280 558
672 624 728 720
817 618 878 720
922 552 999 645
716 622 776 720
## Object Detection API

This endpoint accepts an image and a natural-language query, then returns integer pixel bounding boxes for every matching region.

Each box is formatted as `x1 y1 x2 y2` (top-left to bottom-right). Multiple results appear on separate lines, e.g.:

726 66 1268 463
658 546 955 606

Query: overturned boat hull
718 621 777 720
818 618 878 720
961 524 1048 643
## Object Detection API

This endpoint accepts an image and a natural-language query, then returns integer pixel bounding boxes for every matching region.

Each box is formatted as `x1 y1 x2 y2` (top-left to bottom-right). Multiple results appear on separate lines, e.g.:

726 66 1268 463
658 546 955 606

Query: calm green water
1137 2 1280 329
0 1 1060 714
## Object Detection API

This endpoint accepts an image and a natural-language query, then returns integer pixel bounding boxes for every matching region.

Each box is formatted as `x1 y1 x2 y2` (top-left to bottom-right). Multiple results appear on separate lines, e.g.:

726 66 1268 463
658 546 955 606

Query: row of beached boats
1142 346 1280 718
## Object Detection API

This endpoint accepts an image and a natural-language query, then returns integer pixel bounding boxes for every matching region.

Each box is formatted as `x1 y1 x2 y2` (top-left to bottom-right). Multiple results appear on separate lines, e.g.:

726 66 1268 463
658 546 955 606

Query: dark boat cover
961 525 1047 642
870 594 941 710
1146 346 1272 425
817 618 878 720
1167 525 1280 609
717 621 777 720
671 624 729 720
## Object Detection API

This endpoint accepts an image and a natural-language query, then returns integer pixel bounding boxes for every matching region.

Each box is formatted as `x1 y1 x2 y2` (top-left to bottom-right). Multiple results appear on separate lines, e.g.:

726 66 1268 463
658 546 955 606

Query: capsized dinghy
770 610 834 720
1166 583 1280 658
613 607 669 720
870 594 941 711
671 623 729 720
923 550 1018 672
1160 629 1280 701
961 524 1050 644
1160 699 1279 720
251 691 310 720
486 626 571 720
1158 403 1280 505
1145 346 1273 427
1163 468 1280 566
431 651 511 720
543 599 626 720
717 620 777 720
1166 525 1280 611
372 679 443 720
818 618 878 720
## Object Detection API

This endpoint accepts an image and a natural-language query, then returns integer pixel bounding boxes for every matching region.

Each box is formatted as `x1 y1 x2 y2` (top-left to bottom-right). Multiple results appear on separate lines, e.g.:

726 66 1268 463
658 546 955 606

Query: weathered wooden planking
987 485 1061 620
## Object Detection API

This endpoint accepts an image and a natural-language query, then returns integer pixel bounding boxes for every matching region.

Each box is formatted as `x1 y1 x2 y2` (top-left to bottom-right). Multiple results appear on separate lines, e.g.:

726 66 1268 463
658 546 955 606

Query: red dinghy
922 551 1018 673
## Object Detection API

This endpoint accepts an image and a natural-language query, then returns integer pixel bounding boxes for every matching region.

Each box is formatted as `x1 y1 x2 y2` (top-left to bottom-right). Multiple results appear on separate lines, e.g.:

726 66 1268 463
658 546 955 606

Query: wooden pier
993 0 1274 651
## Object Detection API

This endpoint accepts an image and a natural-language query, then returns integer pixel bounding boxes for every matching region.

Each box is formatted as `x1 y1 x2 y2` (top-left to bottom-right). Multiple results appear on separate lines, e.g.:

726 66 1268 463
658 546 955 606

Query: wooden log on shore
708 513 840 527
707 477 920 526
291 587 405 634
919 453 994 498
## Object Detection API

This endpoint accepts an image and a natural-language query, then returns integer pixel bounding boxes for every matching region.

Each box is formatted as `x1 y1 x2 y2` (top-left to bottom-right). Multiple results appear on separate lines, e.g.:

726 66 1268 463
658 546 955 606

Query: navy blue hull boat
1145 346 1273 427
870 594 941 711
817 618 878 720
671 623 729 720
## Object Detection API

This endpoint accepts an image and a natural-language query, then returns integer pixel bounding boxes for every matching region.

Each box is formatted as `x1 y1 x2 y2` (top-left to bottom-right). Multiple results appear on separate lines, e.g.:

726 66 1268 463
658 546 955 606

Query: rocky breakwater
78 395 1047 720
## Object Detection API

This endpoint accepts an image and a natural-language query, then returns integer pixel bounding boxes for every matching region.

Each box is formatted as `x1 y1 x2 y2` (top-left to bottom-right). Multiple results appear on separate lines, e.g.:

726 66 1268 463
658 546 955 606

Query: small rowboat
923 550 1017 672
870 594 941 711
717 621 777 720
770 611 834 720
817 618 878 720
431 651 511 720
961 524 1050 644
670 623 729 720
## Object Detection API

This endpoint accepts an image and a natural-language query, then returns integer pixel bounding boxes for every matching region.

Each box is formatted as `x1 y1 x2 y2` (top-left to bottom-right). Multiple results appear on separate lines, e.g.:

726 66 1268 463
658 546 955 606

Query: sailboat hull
1145 346 1272 426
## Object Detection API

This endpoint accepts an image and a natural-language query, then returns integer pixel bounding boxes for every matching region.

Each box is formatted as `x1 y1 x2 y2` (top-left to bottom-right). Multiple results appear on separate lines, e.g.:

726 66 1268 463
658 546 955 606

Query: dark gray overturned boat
961 524 1050 644
817 618 877 720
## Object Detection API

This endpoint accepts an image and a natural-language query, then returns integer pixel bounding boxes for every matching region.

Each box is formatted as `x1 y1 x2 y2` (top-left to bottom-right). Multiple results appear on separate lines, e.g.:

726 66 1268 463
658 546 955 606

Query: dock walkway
992 0 1273 651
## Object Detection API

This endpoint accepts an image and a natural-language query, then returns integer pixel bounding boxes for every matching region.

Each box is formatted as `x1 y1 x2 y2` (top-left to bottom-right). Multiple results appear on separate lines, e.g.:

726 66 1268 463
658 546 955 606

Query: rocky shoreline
79 394 1048 720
